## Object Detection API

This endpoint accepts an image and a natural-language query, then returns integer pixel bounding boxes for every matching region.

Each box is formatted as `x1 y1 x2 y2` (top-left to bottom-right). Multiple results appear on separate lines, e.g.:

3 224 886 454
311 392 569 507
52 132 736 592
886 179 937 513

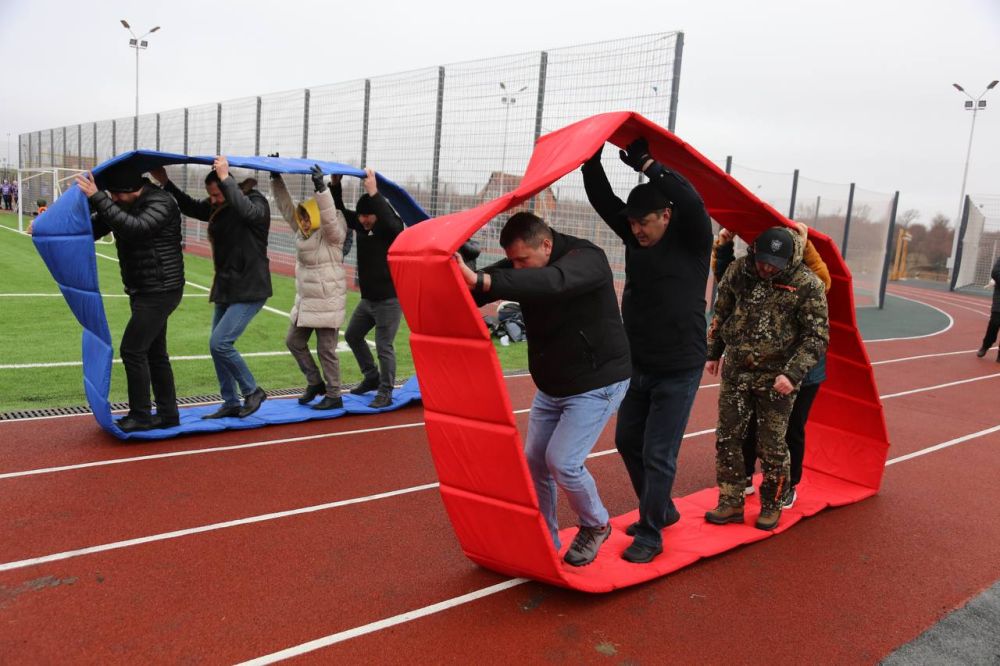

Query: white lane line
871 347 995 366
893 292 989 319
0 482 441 574
865 292 955 342
890 285 992 309
242 422 1000 664
879 372 1000 400
236 578 531 666
0 420 714 571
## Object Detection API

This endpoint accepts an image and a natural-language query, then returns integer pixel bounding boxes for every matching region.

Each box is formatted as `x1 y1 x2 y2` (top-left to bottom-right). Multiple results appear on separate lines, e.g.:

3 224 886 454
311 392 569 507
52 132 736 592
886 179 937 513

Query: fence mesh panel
137 113 158 154
114 116 134 154
955 195 1000 292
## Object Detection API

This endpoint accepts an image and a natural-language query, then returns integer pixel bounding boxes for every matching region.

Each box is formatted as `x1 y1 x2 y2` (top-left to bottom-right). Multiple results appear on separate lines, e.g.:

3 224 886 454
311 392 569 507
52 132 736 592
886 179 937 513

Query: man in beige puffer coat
272 165 348 410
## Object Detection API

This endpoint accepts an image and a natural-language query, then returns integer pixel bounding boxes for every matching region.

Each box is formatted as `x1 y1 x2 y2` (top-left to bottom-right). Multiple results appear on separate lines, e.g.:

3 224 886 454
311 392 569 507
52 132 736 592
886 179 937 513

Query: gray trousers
344 297 402 394
286 323 341 395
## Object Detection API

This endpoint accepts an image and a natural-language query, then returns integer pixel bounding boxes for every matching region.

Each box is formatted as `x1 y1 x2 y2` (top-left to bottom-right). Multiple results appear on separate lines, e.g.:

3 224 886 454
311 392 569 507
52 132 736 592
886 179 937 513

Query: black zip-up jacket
90 181 185 295
474 231 631 397
164 177 272 304
333 188 403 301
582 157 713 374
991 258 1000 313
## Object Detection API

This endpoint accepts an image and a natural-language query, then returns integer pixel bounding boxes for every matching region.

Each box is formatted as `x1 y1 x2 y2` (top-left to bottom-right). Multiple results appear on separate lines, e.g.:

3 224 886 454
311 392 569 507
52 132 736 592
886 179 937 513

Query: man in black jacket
331 169 404 409
582 138 713 564
75 167 185 433
976 257 1000 361
151 157 271 419
457 212 632 567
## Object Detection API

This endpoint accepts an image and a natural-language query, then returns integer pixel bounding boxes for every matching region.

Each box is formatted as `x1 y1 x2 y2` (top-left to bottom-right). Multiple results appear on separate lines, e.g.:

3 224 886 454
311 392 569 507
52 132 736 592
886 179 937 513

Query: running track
1 283 998 664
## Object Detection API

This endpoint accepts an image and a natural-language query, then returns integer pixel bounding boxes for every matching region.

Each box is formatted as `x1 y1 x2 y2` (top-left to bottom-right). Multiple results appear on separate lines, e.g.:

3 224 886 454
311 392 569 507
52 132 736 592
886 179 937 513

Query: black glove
458 240 481 270
585 144 603 166
619 137 652 172
310 164 326 193
267 152 280 179
328 174 342 199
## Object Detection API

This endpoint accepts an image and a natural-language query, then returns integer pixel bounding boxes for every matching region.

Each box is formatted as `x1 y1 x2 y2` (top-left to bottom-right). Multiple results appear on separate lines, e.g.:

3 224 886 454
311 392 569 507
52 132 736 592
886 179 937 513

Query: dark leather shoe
976 346 989 358
312 395 344 410
625 508 681 536
368 392 393 409
621 539 663 564
350 376 379 395
201 405 242 420
298 382 326 405
150 414 180 429
239 387 267 417
705 504 745 525
116 415 154 433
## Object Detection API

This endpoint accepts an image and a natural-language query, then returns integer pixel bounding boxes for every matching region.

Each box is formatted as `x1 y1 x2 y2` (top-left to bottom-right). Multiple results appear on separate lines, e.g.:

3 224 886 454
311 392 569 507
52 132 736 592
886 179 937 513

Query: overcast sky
2 0 998 225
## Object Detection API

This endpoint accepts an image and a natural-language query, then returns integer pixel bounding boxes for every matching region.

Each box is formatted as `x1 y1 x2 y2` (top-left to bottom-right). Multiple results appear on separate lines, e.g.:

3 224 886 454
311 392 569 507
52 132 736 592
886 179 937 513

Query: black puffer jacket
165 177 272 304
475 231 632 397
90 182 184 295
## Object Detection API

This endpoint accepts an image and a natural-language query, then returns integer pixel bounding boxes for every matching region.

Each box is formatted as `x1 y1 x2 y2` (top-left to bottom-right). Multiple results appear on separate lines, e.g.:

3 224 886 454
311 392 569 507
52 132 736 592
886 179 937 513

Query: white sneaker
744 477 755 496
782 486 797 509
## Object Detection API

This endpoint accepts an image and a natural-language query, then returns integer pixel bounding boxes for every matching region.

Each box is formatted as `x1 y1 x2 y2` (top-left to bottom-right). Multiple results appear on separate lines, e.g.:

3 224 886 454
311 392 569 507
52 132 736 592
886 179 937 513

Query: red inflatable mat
389 112 888 592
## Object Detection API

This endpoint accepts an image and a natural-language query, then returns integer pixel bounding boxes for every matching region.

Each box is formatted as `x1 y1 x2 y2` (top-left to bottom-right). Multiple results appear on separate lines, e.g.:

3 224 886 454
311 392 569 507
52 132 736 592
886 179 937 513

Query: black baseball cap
753 227 795 269
621 183 673 220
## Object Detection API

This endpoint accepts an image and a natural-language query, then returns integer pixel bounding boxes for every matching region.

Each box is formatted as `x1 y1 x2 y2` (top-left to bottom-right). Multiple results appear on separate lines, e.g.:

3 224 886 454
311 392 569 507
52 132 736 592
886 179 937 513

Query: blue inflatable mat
31 151 427 441
124 377 422 440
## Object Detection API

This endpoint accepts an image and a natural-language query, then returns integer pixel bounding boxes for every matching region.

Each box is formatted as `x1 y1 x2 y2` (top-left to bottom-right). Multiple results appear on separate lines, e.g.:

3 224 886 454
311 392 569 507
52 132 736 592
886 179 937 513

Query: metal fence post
788 168 799 220
949 195 973 291
878 191 900 308
156 114 161 151
429 67 445 217
61 127 67 167
133 115 138 152
254 96 262 156
724 155 732 174
302 89 311 158
216 103 222 155
77 124 83 168
668 32 684 132
361 80 371 168
111 121 116 158
92 124 97 166
27 133 32 169
842 182 855 258
529 51 548 213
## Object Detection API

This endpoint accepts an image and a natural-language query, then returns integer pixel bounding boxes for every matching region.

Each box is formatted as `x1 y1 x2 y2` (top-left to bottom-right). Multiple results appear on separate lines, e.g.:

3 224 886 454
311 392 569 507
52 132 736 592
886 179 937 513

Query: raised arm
76 172 174 242
150 166 212 221
269 174 299 233
214 157 268 225
311 166 347 248
581 146 631 243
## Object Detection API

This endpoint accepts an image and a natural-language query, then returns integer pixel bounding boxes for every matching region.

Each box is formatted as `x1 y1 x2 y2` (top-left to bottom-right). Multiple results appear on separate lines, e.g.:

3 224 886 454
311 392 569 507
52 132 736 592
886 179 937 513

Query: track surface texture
1 283 998 664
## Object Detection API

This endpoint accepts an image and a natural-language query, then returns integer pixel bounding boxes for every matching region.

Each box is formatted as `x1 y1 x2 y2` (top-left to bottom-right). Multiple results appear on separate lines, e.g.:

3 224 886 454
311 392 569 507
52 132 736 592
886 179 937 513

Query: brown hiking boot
705 505 744 525
563 524 611 567
755 508 782 531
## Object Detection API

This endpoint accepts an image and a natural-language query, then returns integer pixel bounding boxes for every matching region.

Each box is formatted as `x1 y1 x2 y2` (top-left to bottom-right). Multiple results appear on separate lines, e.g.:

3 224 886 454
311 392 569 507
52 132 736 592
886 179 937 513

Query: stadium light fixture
121 21 161 149
949 79 998 278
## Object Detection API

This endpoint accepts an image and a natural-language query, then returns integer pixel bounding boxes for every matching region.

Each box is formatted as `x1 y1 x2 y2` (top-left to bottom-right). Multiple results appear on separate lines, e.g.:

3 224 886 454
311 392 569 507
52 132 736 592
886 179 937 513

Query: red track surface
1 283 998 664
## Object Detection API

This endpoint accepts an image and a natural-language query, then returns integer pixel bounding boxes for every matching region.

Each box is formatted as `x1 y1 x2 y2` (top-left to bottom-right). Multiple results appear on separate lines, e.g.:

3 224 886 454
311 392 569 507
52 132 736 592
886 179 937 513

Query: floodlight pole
121 20 160 149
499 82 528 185
949 80 998 276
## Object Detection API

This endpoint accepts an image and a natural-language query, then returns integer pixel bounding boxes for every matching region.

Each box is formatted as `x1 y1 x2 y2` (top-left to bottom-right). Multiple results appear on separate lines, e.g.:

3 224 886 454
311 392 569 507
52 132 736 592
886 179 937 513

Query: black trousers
120 289 184 420
743 381 821 487
981 312 1000 351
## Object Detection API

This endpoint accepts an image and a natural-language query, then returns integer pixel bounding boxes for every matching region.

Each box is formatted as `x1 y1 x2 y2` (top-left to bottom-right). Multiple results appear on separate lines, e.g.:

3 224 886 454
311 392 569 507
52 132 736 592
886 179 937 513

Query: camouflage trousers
715 372 794 512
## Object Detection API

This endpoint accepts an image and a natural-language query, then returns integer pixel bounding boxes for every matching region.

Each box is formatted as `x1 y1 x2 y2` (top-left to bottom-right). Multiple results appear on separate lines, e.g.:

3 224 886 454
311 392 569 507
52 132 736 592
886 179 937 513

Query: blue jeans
210 301 265 407
524 379 629 549
615 365 702 548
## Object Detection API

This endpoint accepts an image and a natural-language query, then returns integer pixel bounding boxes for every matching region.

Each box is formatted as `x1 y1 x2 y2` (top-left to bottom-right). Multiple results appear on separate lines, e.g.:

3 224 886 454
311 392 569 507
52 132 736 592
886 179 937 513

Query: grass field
0 211 528 412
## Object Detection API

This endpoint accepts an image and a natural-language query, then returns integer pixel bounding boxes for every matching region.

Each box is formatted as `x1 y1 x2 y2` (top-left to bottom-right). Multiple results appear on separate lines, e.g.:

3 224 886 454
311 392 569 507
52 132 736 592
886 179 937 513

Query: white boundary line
238 422 1000 665
891 284 992 308
878 372 1000 400
864 292 954 342
870 347 994 366
890 288 990 318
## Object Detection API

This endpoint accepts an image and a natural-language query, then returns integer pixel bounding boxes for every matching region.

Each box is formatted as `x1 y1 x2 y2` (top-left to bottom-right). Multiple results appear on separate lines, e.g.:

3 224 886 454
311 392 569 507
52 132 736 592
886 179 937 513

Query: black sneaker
312 395 344 410
201 405 241 420
563 524 611 567
625 508 681 536
782 486 797 509
350 376 379 395
298 382 326 405
238 387 267 418
621 539 663 564
116 415 154 433
368 392 393 409
977 346 989 358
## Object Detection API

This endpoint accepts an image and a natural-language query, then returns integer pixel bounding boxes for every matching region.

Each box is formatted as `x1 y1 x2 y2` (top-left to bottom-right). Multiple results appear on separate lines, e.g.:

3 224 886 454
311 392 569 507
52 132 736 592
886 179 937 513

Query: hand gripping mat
31 151 427 440
389 112 889 592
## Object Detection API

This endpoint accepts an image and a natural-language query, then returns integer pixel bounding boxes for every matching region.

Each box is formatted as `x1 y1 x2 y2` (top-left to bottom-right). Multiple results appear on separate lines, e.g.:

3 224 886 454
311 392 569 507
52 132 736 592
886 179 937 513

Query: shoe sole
622 545 663 564
563 529 612 567
704 512 744 525
755 520 780 531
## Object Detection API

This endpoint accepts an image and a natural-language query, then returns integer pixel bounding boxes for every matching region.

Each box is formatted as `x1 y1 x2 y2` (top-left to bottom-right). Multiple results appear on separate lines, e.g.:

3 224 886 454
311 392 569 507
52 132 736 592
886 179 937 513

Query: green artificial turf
0 211 528 411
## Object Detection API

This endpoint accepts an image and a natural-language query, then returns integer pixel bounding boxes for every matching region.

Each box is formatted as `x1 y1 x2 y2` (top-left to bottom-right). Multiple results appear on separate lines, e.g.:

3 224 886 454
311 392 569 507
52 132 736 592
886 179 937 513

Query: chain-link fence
953 194 1000 294
19 31 901 307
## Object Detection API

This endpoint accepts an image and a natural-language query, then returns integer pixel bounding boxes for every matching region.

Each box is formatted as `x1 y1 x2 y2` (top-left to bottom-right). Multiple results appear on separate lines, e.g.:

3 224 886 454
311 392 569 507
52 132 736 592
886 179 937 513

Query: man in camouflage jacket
704 225 829 530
